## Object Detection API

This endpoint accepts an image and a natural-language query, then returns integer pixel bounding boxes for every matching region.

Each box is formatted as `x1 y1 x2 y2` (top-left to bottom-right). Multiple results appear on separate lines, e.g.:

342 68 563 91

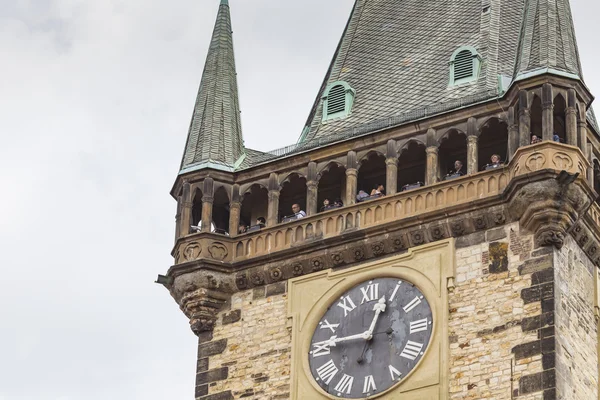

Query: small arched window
449 46 481 86
322 81 355 122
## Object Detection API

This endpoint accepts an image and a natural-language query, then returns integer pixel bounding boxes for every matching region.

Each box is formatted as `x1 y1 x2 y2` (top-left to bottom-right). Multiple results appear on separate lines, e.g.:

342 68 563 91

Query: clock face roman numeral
389 365 401 381
311 339 334 358
320 319 339 333
316 359 338 385
409 318 429 334
400 340 424 360
363 375 376 394
360 282 379 304
337 295 357 316
402 295 423 313
388 280 402 302
333 374 354 395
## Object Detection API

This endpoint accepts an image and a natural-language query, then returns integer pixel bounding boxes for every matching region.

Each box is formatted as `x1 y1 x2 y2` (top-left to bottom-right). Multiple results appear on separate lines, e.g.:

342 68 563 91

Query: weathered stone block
488 242 508 273
265 281 286 297
198 339 227 358
222 309 241 325
518 255 553 275
196 367 229 385
198 391 233 400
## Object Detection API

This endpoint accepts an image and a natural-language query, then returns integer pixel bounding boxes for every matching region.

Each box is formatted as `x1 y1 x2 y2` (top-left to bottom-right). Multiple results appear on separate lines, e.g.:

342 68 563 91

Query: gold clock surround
288 240 454 399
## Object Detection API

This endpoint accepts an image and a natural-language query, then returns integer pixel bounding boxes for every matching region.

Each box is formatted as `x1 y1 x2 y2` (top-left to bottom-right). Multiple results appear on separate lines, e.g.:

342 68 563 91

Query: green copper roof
513 0 583 79
179 0 245 173
299 0 586 144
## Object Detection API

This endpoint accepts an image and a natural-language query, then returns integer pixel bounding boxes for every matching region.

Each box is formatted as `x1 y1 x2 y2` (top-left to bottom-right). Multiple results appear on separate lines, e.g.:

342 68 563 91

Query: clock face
308 277 433 399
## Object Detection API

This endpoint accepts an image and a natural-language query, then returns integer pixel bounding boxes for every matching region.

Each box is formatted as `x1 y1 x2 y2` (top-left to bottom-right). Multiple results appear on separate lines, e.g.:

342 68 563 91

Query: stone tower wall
194 223 598 400
554 236 598 399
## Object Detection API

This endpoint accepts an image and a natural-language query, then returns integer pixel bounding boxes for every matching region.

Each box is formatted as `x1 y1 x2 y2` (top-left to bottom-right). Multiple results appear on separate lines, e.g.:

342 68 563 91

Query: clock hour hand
365 297 386 339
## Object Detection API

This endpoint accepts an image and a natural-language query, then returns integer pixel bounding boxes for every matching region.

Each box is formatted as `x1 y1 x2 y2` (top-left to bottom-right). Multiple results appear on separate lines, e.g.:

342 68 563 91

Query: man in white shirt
292 204 307 219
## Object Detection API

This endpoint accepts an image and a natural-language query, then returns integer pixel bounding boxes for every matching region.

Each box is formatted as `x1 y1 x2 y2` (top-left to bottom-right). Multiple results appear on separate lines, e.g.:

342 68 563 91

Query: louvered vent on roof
454 50 474 81
327 85 346 115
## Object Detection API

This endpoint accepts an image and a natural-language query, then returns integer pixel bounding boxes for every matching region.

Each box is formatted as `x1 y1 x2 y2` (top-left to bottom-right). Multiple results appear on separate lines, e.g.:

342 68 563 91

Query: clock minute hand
331 331 370 345
365 297 387 339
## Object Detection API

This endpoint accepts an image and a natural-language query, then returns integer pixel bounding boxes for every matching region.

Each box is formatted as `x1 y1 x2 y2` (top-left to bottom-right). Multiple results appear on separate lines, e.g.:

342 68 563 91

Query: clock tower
159 0 600 399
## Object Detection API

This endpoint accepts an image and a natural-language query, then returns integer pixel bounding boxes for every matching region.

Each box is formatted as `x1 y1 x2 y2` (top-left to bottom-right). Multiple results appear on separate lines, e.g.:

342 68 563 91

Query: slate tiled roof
300 0 585 143
179 0 244 173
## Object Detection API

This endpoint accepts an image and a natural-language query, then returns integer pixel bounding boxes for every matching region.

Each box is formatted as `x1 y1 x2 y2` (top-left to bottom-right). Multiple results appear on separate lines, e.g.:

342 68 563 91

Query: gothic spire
180 0 245 173
513 0 583 80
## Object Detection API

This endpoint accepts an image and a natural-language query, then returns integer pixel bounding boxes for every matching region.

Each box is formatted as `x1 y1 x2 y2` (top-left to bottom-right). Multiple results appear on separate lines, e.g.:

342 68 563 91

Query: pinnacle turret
514 0 583 80
179 0 244 173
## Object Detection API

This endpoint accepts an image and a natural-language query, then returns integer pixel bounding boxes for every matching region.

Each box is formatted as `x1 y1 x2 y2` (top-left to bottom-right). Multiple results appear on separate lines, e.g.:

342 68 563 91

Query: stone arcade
159 0 600 399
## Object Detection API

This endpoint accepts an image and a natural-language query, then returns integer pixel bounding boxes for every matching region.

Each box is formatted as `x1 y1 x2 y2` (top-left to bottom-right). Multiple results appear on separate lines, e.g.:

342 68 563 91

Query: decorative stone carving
352 247 365 261
552 152 574 170
508 178 591 250
473 216 487 231
183 242 202 261
430 226 445 241
579 235 589 247
330 252 345 267
371 242 385 256
206 275 218 290
392 235 406 251
537 229 565 249
410 230 425 246
236 273 248 290
292 263 304 276
450 221 465 236
250 271 265 286
208 243 228 260
180 288 229 336
311 257 325 272
269 267 283 282
493 213 506 225
525 153 546 171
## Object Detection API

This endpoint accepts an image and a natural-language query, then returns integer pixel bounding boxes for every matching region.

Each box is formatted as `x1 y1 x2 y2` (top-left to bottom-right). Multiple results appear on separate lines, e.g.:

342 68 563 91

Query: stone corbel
169 269 237 336
508 176 591 249
181 288 230 335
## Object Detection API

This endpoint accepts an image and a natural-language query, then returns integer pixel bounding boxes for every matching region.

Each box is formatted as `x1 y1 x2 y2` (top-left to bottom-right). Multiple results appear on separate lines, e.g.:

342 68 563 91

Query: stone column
578 104 588 154
228 184 241 237
518 90 531 147
566 89 578 146
467 118 479 174
267 173 280 226
385 140 398 195
306 162 318 216
508 107 519 161
178 180 192 239
201 178 214 233
346 151 358 205
541 83 554 142
426 146 439 185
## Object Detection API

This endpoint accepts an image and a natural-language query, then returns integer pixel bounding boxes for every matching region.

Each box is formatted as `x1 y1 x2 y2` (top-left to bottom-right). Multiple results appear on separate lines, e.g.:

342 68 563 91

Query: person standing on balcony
292 204 307 219
371 184 385 197
453 160 465 176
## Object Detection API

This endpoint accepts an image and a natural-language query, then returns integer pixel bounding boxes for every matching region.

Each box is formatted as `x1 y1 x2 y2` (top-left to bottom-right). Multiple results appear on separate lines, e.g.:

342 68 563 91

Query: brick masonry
554 236 598 399
193 223 599 399
198 283 291 399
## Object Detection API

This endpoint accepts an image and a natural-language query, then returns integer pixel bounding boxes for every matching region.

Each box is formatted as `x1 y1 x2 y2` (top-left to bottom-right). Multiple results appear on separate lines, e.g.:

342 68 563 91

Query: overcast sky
0 1 598 399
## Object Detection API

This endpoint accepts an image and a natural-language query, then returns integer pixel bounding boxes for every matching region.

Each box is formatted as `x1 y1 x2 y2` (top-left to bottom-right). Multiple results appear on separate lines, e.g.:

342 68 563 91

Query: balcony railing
173 142 589 265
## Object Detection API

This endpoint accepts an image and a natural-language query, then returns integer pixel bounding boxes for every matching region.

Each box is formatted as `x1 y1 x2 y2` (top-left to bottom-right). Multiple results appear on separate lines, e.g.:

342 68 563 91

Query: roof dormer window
449 46 481 86
322 81 355 122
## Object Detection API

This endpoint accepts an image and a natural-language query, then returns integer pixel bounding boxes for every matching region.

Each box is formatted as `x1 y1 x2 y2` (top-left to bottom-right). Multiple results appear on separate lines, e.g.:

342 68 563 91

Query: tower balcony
169 142 594 280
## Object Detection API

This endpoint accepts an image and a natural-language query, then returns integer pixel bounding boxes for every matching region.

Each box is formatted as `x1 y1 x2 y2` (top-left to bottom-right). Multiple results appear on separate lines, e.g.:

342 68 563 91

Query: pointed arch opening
357 152 386 201
478 118 509 171
553 94 567 143
439 130 467 179
398 141 426 191
241 184 268 232
318 163 346 211
212 187 230 235
279 173 307 223
191 188 203 228
530 96 543 143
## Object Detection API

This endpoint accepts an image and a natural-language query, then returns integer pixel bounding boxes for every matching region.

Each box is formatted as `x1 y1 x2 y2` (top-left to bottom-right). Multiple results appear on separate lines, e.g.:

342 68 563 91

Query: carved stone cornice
179 287 230 336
